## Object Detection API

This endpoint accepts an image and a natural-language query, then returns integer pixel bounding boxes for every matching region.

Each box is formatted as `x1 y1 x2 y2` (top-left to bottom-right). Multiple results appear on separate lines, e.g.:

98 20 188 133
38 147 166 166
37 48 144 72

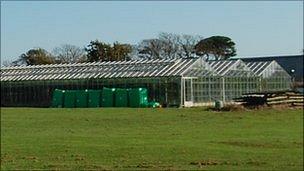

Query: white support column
190 78 194 103
180 77 184 107
208 77 211 101
222 77 225 102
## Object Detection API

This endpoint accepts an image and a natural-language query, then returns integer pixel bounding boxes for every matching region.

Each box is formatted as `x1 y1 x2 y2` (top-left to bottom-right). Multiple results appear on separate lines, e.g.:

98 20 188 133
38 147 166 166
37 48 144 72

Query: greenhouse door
184 78 193 107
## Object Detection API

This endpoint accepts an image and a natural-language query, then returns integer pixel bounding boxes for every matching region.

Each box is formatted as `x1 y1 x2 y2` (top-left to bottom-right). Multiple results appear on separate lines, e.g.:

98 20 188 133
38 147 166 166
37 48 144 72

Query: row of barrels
51 87 160 108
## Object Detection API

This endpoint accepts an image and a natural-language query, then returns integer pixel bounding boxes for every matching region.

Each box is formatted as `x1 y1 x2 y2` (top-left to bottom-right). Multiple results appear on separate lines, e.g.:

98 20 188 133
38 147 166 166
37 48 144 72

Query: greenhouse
0 58 291 107
196 60 261 105
245 61 292 91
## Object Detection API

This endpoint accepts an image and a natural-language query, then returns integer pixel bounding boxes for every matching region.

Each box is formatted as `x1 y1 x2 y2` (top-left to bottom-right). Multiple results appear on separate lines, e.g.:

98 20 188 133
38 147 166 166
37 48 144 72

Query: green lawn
1 107 303 170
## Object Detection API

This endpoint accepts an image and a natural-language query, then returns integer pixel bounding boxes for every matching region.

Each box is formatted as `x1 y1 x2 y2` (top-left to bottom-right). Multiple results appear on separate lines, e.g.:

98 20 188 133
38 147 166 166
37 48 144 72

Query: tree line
4 32 237 66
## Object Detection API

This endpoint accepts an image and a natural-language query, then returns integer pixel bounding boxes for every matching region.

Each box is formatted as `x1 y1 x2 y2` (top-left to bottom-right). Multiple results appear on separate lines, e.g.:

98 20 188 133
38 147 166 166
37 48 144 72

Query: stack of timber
234 91 303 107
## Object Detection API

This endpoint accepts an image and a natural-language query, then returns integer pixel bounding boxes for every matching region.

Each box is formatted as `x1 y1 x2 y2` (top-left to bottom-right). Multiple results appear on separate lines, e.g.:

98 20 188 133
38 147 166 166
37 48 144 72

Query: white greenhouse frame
1 58 292 107
245 61 292 91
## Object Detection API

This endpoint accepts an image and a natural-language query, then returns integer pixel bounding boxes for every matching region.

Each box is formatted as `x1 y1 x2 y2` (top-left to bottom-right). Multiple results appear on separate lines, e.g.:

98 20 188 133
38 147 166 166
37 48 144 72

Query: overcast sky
1 1 303 63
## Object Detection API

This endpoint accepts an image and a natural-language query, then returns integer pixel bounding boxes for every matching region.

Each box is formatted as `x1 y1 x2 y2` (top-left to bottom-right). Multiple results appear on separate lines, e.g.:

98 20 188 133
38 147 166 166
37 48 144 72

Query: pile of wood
234 91 303 107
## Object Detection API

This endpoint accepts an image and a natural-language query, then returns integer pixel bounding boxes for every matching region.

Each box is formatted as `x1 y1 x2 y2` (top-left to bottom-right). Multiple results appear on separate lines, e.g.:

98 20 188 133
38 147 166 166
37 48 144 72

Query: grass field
1 107 303 170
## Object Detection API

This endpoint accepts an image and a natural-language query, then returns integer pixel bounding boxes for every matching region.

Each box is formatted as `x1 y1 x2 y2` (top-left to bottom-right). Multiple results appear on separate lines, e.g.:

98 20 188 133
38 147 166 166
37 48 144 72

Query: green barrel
139 88 149 107
129 88 149 107
101 88 115 107
51 89 64 108
64 90 76 108
115 88 129 107
88 90 101 108
75 90 88 108
214 100 224 109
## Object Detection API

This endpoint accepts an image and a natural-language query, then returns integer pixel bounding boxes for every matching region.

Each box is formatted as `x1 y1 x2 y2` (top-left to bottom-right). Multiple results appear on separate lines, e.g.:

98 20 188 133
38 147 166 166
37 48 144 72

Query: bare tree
2 59 24 67
137 32 203 60
177 34 202 58
158 32 180 59
137 39 166 59
2 60 14 67
53 44 86 63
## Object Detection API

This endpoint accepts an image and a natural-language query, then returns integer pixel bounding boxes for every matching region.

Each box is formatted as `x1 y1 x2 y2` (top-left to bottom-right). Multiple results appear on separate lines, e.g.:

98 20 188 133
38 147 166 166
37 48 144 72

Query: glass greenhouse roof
244 61 291 78
1 58 209 81
245 61 273 76
1 58 289 82
208 59 254 77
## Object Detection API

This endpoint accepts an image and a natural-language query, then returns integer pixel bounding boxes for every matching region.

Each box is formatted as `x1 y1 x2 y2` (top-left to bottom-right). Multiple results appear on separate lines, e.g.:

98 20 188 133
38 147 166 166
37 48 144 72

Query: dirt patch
207 103 303 112
218 141 286 148
292 141 304 148
1 154 15 164
190 160 242 168
221 161 240 166
20 156 39 163
220 104 247 112
190 159 267 168
123 163 175 170
122 163 155 169
136 164 154 168
44 164 69 170
46 163 110 170
79 164 110 170
207 104 248 112
245 103 303 110
22 156 38 160
74 156 85 161
71 154 85 161
190 160 219 166
246 160 267 166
